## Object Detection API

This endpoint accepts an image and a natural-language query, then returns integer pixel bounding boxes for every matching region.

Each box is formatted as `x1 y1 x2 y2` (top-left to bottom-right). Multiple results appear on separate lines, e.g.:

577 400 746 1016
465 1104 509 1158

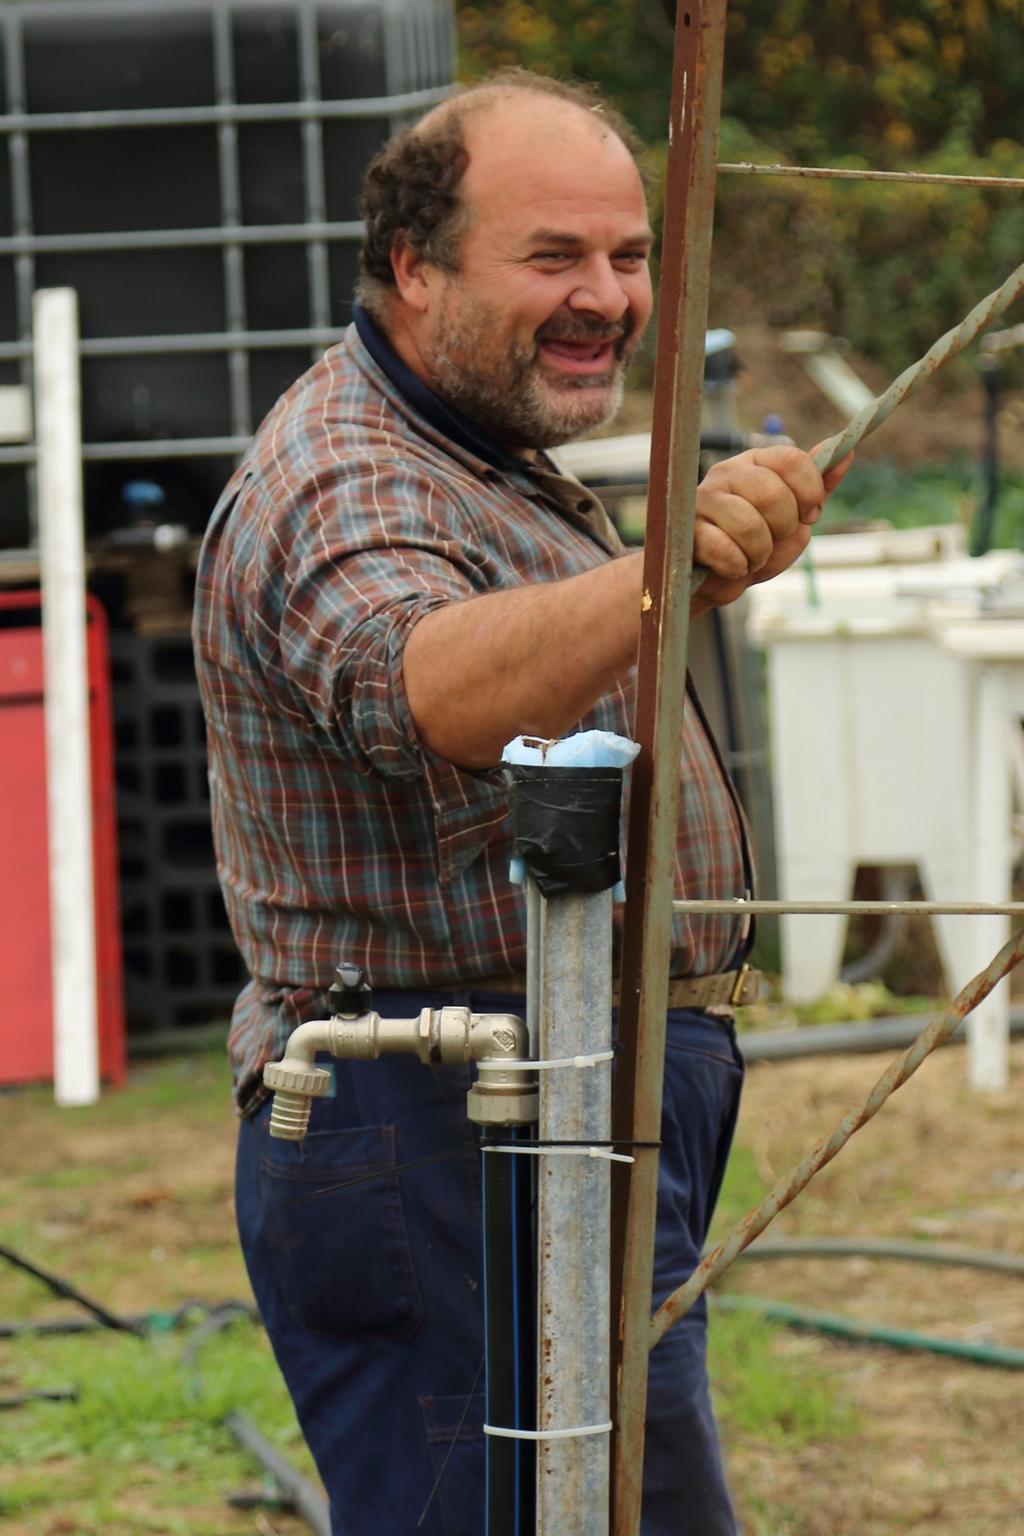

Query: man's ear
390 234 433 313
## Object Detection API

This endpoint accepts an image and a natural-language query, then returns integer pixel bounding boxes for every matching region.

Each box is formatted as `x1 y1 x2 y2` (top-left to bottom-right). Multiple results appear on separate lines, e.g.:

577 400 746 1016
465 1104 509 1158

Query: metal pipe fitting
262 1032 333 1141
262 1008 536 1138
467 1013 537 1127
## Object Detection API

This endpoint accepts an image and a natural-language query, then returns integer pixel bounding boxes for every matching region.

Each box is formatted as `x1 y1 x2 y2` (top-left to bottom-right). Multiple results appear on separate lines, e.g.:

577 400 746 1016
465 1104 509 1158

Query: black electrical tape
505 764 624 897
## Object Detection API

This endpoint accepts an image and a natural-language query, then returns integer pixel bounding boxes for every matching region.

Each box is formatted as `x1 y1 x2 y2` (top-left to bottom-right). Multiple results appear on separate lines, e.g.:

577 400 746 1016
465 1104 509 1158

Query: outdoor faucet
263 964 536 1139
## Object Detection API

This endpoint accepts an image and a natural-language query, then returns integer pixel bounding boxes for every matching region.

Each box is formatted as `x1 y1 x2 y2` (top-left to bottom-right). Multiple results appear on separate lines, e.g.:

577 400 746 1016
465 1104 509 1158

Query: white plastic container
747 535 1024 1090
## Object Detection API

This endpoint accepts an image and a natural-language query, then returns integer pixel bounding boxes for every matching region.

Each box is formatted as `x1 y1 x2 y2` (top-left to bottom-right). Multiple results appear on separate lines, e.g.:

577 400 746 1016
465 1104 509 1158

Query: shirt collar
353 302 526 475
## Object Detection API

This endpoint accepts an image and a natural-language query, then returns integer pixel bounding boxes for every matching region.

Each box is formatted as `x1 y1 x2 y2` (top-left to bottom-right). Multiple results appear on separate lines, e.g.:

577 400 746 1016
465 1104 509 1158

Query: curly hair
355 69 645 322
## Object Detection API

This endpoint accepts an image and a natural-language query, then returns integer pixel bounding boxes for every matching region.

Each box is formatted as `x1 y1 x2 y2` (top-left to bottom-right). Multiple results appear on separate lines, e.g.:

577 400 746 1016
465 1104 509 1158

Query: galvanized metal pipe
536 889 614 1536
212 1 253 441
611 6 729 1533
0 327 347 361
4 3 36 540
649 923 1024 1345
297 0 333 345
0 87 449 135
212 3 253 439
0 436 246 465
0 220 362 256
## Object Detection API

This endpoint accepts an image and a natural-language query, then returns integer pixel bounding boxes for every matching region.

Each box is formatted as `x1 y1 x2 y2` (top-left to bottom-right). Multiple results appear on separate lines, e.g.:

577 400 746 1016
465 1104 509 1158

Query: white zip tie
484 1420 613 1441
482 1143 634 1165
476 1050 614 1072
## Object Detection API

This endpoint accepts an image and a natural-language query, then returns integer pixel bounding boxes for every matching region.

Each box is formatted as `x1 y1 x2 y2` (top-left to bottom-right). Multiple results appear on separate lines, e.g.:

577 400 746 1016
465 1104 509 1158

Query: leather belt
663 965 761 1011
468 964 761 1013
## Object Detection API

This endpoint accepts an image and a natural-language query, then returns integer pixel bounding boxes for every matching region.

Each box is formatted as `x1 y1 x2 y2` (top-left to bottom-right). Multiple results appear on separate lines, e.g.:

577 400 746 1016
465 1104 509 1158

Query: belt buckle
729 962 751 1008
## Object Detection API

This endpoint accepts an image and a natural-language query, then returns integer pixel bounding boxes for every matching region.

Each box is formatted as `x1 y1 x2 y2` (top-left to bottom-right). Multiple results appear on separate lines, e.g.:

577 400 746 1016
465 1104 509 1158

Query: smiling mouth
537 338 617 376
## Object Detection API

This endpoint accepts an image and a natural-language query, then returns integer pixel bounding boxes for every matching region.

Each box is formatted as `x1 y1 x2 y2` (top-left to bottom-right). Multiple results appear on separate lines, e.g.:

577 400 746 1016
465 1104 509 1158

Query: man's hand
691 444 853 613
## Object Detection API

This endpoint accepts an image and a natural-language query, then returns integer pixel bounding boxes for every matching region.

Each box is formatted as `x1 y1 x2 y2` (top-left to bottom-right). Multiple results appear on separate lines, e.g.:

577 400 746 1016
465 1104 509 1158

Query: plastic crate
110 628 246 1037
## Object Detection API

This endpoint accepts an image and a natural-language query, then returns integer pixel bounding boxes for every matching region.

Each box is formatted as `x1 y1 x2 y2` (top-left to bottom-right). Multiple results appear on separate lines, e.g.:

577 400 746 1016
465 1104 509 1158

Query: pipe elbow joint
467 1012 537 1128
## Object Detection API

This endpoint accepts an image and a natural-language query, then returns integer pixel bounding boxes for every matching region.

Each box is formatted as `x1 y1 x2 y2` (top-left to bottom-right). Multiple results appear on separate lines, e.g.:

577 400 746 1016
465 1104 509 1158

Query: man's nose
567 258 630 321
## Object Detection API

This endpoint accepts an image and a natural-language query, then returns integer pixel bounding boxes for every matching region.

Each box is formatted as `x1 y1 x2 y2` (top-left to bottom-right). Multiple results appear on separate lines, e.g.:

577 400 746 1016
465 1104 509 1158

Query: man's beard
424 288 639 451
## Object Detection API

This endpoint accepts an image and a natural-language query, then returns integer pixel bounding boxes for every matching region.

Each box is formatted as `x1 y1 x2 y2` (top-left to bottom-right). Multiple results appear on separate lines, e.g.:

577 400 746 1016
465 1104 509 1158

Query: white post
35 287 99 1107
967 664 1011 1090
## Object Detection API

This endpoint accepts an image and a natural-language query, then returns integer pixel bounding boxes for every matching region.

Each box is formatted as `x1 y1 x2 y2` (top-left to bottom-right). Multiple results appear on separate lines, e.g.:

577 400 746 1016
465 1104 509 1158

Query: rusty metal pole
609 4 729 1534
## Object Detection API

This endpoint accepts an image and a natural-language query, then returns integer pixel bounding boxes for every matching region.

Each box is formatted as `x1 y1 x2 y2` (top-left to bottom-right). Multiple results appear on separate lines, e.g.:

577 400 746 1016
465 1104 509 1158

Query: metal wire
671 899 1024 917
648 924 1024 1346
690 254 1024 595
719 161 1024 192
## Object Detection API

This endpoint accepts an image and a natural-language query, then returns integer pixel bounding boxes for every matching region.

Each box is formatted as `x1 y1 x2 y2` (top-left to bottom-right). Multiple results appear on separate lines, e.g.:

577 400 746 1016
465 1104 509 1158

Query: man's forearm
402 551 645 768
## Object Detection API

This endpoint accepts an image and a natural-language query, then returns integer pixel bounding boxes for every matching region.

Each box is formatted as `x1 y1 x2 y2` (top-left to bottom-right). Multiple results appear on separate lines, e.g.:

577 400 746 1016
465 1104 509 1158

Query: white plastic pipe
35 287 99 1107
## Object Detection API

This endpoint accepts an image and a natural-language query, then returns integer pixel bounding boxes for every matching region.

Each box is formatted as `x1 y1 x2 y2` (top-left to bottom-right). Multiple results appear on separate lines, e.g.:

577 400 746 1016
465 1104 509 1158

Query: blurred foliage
709 126 1024 375
456 0 1024 390
456 0 674 142
722 0 1024 166
826 461 1024 549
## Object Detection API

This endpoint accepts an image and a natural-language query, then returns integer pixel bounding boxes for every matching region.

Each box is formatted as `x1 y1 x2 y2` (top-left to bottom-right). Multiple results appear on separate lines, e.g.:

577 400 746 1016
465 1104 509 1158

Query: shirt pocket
427 757 510 884
260 1123 425 1340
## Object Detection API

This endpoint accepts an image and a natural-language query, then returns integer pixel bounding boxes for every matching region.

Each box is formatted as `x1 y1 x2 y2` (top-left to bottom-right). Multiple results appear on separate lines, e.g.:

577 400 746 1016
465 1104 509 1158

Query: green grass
704 1143 859 1458
708 1143 767 1234
709 1307 857 1448
0 1317 314 1531
0 1052 860 1532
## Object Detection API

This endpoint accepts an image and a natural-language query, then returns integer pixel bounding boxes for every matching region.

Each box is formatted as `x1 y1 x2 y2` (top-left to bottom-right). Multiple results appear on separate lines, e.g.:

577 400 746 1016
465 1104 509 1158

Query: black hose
0 1241 145 1336
0 1387 78 1409
224 1411 331 1536
0 1296 258 1339
714 1294 1024 1368
971 355 1002 556
740 1004 1024 1062
734 1235 1024 1275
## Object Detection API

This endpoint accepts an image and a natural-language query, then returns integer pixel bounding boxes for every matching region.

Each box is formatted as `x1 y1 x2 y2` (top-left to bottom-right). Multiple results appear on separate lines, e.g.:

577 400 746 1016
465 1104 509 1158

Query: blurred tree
457 0 1024 163
723 0 1024 164
455 0 673 142
455 1 1024 382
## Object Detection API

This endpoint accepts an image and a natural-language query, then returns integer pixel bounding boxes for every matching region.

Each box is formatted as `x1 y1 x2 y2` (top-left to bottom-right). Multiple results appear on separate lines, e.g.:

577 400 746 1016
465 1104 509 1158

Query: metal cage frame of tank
0 0 455 550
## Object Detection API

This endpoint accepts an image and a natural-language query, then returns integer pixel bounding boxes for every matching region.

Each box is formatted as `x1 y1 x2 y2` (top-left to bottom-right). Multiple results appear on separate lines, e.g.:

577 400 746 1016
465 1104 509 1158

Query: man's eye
615 252 647 267
533 251 573 263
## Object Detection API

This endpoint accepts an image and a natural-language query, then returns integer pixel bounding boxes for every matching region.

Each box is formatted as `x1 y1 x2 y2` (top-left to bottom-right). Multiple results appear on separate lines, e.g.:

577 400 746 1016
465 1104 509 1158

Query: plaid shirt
193 318 751 1110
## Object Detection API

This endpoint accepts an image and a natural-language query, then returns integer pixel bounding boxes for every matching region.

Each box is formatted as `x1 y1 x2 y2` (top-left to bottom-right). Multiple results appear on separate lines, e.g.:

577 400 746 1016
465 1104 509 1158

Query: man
193 69 848 1536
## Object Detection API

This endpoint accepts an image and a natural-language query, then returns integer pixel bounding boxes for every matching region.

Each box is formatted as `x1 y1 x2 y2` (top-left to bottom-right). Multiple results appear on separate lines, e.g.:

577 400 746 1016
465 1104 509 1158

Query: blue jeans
235 992 744 1535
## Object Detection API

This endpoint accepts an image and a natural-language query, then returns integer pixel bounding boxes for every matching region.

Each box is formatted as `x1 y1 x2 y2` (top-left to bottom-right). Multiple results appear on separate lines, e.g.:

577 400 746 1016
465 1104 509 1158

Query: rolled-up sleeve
251 456 511 880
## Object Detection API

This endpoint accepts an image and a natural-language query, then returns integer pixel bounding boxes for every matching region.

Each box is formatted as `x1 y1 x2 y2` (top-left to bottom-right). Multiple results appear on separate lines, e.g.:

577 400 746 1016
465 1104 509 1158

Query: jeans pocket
260 1122 425 1340
420 1390 485 1536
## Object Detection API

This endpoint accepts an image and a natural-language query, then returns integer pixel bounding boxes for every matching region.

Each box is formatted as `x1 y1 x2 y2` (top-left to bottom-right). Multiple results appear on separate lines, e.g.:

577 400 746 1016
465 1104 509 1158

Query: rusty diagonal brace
651 924 1024 1344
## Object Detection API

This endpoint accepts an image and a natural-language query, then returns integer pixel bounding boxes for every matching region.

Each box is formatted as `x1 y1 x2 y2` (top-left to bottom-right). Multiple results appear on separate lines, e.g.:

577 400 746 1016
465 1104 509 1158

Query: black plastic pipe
971 355 1002 556
481 1126 536 1536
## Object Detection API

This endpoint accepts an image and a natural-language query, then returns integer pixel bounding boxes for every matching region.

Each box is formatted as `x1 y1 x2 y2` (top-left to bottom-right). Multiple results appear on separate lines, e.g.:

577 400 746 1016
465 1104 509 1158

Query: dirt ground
1 1035 1022 1534
720 1038 1024 1535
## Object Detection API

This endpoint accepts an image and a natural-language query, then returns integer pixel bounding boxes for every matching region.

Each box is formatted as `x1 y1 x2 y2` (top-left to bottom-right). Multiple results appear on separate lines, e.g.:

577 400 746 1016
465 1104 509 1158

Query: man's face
412 102 654 451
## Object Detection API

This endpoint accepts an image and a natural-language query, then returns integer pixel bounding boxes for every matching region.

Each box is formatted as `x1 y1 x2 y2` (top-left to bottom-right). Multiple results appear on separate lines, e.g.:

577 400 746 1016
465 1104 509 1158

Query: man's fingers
820 450 855 494
705 445 826 526
694 495 773 577
710 463 801 535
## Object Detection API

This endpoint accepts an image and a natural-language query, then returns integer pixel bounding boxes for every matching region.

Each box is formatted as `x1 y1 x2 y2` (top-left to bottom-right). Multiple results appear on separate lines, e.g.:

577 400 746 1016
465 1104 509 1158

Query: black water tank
0 0 454 543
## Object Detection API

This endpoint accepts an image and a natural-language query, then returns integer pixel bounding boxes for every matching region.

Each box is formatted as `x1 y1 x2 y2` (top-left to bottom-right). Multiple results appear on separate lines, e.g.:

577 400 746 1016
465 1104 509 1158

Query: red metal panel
0 589 125 1086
